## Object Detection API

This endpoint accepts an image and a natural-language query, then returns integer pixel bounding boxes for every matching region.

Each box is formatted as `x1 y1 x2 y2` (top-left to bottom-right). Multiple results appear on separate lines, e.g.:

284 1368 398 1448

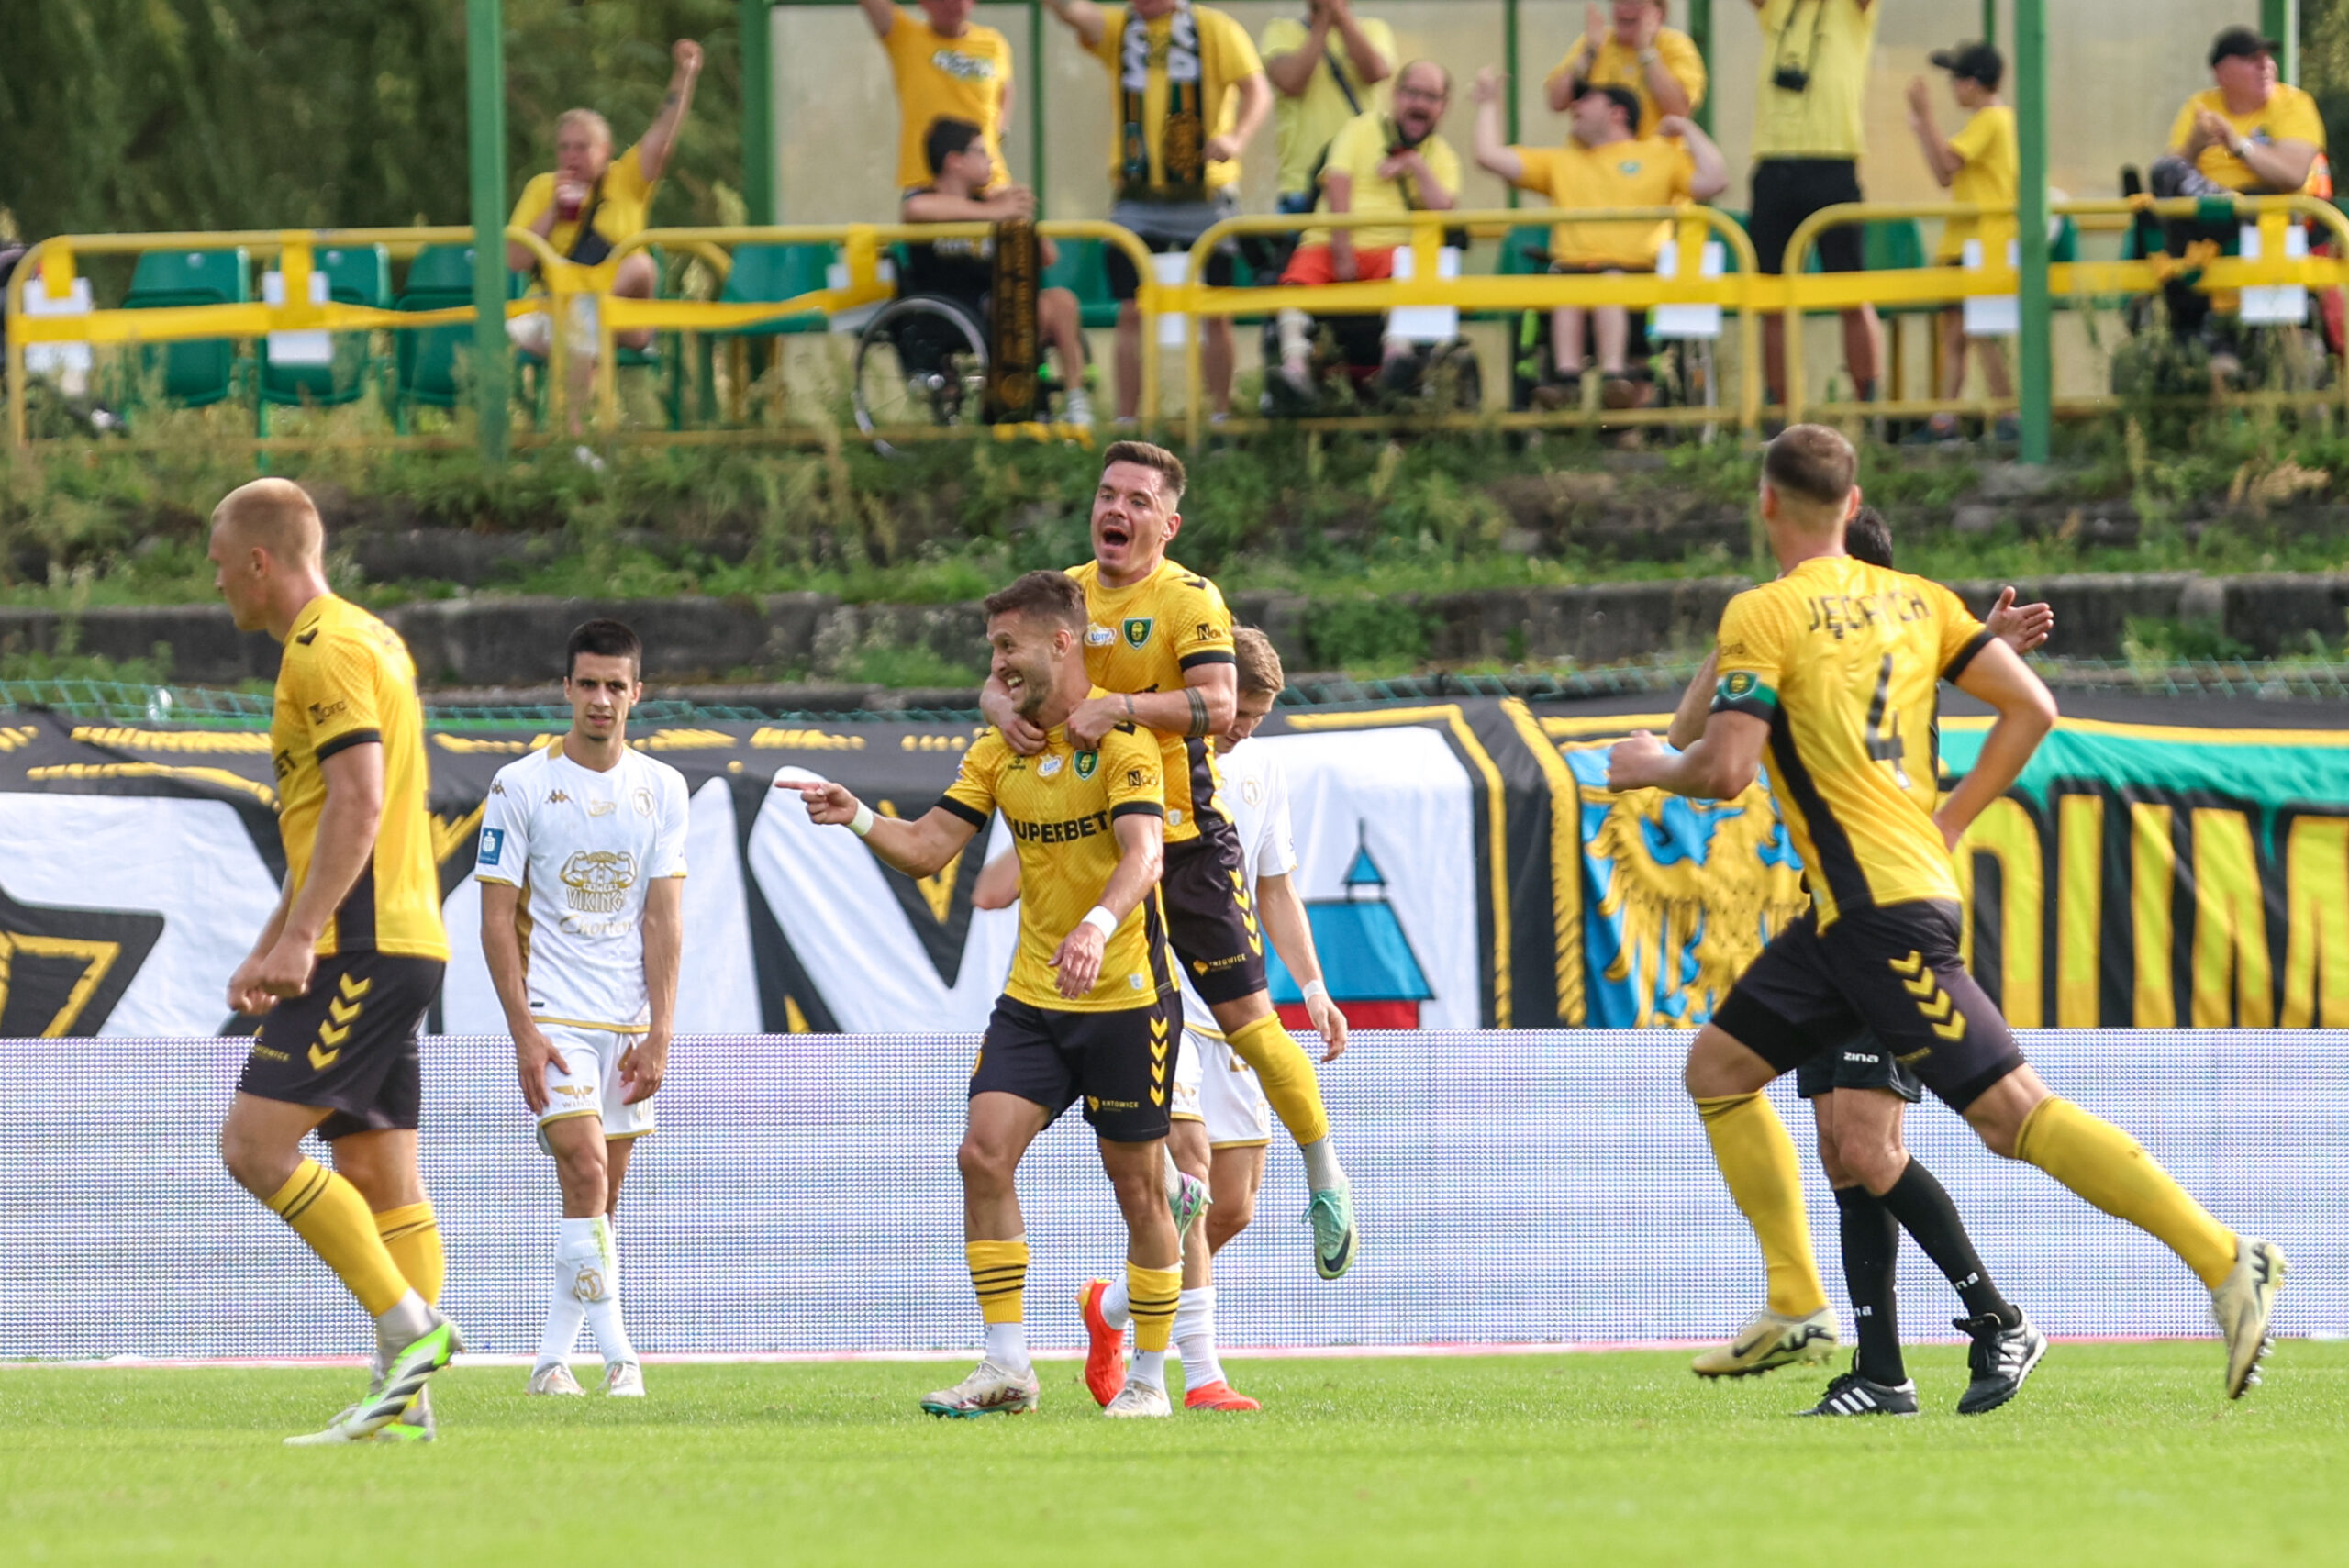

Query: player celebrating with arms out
1610 426 2288 1402
209 479 459 1445
799 571 1187 1418
980 441 1358 1280
476 619 690 1399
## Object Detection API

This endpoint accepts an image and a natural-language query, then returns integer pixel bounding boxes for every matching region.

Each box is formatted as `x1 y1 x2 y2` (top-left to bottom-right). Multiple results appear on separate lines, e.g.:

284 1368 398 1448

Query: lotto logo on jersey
1122 617 1153 649
478 828 506 867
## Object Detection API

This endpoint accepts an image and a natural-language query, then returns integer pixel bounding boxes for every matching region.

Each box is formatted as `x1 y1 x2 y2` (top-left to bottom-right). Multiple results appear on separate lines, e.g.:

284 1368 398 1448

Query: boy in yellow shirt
1906 42 2016 445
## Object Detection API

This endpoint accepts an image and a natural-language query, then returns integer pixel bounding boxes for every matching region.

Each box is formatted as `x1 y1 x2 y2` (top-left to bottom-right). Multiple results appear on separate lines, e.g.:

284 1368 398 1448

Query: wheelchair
852 242 1074 453
1257 305 1483 417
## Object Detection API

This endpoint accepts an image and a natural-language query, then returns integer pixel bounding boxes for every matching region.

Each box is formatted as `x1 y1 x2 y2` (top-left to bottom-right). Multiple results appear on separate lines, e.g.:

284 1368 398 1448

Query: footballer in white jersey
476 620 688 1397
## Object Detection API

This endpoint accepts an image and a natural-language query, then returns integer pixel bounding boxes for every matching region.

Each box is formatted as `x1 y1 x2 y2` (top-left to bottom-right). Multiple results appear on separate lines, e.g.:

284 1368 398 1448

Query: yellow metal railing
12 201 2349 450
1776 195 2349 423
4 226 568 448
1176 206 1764 447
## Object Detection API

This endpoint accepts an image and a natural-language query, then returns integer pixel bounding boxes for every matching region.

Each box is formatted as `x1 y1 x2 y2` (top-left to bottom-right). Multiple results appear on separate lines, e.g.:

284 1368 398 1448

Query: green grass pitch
4 1344 2344 1566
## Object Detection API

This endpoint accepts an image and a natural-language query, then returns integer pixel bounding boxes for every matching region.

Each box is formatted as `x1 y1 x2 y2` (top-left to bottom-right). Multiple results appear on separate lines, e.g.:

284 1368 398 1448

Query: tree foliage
0 1 745 241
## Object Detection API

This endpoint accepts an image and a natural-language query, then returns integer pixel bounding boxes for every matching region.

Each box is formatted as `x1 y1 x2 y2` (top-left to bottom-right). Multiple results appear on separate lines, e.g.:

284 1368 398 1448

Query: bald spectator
1545 3 1706 137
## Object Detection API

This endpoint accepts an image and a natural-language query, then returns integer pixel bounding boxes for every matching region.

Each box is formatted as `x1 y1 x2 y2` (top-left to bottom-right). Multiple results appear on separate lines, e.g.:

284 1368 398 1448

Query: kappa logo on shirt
548 790 571 805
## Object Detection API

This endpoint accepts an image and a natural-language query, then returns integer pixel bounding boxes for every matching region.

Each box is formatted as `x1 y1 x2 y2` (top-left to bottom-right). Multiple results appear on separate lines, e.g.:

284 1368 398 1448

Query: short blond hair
556 108 613 149
210 478 324 564
1233 627 1286 696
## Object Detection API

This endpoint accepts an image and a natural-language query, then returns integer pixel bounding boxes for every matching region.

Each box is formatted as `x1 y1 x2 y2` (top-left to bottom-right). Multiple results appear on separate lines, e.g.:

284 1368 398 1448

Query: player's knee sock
582 1218 637 1365
1877 1160 2016 1326
373 1201 443 1306
1125 1262 1182 1390
1100 1273 1132 1330
2015 1096 2235 1289
969 1240 1031 1372
1174 1285 1224 1390
538 1217 598 1367
1226 1014 1331 1150
1833 1185 1906 1385
1694 1093 1827 1318
266 1158 413 1320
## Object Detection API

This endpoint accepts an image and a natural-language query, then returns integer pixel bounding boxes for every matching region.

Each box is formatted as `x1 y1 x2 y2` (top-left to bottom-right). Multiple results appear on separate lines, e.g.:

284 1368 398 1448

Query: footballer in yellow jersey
209 478 459 1446
980 441 1359 1282
1612 428 2287 1403
798 570 1187 1418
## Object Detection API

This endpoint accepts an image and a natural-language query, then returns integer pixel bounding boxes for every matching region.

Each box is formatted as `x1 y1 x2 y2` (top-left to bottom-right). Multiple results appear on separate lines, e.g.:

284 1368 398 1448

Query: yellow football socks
1125 1262 1182 1354
265 1159 410 1317
967 1240 1029 1325
2016 1095 2236 1288
1695 1093 1828 1318
373 1200 444 1306
1225 1013 1330 1146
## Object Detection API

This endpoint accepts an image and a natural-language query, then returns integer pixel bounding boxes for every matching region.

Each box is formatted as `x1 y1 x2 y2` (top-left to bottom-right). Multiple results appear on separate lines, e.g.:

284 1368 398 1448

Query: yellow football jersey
270 595 449 960
1064 557 1236 847
1709 557 1992 929
939 698 1174 1012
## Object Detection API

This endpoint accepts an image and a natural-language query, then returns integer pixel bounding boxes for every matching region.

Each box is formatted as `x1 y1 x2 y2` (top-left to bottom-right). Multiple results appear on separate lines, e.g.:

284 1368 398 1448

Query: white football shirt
473 741 691 1032
1179 738 1297 1031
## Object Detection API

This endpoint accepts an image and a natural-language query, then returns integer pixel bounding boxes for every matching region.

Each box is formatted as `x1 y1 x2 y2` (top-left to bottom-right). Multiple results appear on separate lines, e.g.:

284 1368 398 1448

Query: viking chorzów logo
561 850 639 913
1075 750 1099 780
1122 617 1153 649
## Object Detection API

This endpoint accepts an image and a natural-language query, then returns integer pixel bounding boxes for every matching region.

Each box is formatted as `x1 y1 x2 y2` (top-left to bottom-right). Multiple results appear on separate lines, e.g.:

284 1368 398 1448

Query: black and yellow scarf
1119 0 1207 202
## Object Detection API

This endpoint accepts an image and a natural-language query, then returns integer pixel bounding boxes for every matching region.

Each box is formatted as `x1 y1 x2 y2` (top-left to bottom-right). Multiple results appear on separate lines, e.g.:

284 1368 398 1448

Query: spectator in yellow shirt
1044 0 1273 419
506 38 703 416
1745 0 1880 410
2152 27 2325 199
862 0 1017 195
1543 3 1706 137
1260 0 1397 213
1474 67 1725 407
1906 42 2016 446
1268 61 1460 401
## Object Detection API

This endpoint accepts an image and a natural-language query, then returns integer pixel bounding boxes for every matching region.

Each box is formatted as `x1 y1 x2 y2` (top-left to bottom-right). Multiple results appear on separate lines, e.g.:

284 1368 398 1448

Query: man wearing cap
1473 66 1727 410
1905 42 2016 446
2154 27 2325 199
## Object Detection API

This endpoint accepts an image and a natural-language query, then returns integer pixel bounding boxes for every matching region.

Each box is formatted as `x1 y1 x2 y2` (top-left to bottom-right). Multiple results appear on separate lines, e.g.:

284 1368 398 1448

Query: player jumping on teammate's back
1664 508 2053 1415
978 630 1346 1411
208 479 461 1445
478 619 690 1401
799 571 1187 1419
978 441 1357 1282
1612 427 2288 1404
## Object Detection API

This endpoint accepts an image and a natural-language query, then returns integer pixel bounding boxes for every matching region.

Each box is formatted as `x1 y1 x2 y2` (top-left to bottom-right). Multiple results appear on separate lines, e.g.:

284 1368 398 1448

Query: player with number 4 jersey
1610 425 2287 1405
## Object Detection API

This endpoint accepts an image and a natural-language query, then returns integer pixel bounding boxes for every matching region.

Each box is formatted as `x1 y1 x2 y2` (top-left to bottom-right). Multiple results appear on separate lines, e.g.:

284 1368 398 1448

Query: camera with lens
1771 63 1810 93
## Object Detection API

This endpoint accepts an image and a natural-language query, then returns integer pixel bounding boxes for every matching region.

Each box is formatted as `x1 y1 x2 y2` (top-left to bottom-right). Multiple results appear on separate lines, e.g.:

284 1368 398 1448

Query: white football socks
985 1321 1031 1374
1129 1348 1169 1391
1301 1136 1345 1193
1100 1274 1132 1330
536 1217 599 1368
373 1290 434 1355
581 1217 637 1365
1174 1286 1223 1389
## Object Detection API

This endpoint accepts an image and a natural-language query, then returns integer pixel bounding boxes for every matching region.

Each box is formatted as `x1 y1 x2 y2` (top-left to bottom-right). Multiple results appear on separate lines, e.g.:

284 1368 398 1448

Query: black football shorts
1715 903 2025 1113
973 991 1181 1143
1794 1032 1926 1104
238 953 442 1139
1162 826 1269 1007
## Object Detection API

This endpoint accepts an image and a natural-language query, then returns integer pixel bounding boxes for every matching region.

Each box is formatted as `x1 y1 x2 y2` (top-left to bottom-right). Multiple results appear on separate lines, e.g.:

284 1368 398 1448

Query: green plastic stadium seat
120 247 250 408
259 244 390 418
708 243 835 338
1041 238 1122 331
393 244 520 422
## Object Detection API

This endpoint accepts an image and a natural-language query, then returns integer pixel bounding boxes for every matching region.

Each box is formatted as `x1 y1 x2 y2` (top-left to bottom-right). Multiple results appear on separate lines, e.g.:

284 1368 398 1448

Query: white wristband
1302 979 1330 1004
1081 905 1120 940
848 803 876 838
